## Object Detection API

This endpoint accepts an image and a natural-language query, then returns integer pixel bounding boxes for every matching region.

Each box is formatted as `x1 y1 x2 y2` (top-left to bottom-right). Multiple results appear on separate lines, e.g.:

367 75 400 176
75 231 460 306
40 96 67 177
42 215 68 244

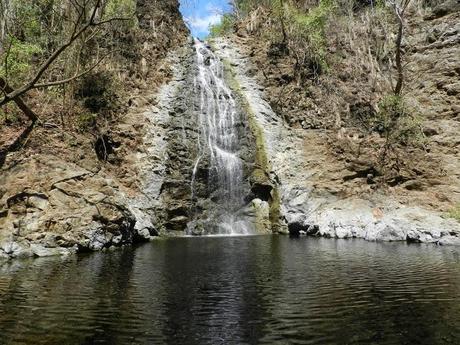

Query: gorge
0 0 460 342
0 1 459 257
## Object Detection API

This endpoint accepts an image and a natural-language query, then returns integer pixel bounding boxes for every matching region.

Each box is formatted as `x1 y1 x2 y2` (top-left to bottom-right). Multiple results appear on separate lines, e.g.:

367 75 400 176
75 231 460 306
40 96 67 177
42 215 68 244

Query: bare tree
388 0 412 95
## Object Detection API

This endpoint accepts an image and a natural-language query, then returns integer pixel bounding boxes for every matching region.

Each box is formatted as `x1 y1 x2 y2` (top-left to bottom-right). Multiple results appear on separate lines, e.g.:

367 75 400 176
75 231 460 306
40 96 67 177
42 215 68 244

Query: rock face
212 36 460 245
0 155 153 259
0 0 189 260
1 1 459 261
135 0 189 79
225 0 460 215
135 39 273 235
139 41 198 234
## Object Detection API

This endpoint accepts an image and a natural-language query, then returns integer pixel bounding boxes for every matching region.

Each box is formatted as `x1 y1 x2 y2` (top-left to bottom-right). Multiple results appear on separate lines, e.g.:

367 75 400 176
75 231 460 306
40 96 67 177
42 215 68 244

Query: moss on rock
221 58 283 233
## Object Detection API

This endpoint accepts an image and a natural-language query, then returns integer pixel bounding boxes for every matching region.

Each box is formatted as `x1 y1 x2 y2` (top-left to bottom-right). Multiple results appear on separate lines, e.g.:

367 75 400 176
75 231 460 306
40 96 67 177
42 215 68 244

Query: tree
0 0 130 121
388 0 412 95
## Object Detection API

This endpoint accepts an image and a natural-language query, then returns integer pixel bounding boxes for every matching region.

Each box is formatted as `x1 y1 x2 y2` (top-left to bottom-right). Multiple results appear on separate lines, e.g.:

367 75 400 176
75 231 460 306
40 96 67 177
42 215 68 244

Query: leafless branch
33 52 110 88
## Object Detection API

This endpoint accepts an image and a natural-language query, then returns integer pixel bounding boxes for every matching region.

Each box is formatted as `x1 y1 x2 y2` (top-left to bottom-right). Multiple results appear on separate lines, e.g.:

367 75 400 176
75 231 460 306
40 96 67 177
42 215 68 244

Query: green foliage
0 0 137 85
234 0 286 15
105 0 136 16
447 204 460 222
234 0 253 14
0 108 9 125
208 14 235 38
104 0 137 28
0 104 22 125
10 0 40 37
76 71 119 114
286 0 335 73
232 0 334 80
0 37 42 82
375 95 423 146
1 1 62 84
375 95 407 132
77 113 98 131
6 0 59 47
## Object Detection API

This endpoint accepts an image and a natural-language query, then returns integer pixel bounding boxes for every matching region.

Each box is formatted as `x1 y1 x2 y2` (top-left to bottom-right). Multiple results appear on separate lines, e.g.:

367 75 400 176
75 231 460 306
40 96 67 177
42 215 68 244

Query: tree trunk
279 0 288 43
0 78 38 122
394 14 404 95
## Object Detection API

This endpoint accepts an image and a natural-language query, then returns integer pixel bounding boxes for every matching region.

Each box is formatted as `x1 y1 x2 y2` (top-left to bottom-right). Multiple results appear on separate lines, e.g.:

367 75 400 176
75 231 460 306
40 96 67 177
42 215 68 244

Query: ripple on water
0 237 460 344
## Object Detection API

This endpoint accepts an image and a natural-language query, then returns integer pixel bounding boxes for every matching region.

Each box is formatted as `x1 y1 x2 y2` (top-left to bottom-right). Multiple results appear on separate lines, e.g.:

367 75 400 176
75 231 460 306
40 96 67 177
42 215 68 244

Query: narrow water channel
1 236 459 345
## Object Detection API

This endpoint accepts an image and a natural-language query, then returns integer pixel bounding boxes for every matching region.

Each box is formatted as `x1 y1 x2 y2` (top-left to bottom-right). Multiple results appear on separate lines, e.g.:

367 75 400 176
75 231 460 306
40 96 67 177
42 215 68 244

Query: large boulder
0 155 152 260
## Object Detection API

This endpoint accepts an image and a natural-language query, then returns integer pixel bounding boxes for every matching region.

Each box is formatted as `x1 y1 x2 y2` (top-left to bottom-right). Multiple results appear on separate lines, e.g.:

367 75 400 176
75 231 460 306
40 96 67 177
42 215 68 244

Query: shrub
233 0 335 81
0 37 42 84
447 204 460 222
370 94 425 179
286 0 335 77
208 14 236 38
105 0 136 20
77 113 97 131
76 71 119 114
374 95 423 146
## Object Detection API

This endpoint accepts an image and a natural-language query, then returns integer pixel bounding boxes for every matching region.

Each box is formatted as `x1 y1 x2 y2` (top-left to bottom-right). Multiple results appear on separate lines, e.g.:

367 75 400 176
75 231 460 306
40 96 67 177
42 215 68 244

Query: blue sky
180 0 232 39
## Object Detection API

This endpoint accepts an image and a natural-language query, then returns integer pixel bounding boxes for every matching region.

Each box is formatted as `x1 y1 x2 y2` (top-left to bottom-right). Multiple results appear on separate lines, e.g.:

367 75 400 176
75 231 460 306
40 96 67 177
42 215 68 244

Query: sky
180 0 232 39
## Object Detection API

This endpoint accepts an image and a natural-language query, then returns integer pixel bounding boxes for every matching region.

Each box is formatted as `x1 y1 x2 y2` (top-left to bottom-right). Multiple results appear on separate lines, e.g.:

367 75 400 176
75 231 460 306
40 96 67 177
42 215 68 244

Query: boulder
0 155 149 259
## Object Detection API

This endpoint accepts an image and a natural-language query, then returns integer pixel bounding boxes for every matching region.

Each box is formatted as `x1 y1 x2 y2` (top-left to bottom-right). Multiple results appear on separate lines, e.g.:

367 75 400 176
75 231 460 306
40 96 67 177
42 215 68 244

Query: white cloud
185 13 222 32
205 3 222 14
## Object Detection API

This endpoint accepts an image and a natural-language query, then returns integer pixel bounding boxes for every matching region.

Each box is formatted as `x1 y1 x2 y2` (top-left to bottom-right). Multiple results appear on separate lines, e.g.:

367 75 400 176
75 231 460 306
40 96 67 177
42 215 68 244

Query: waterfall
188 39 253 236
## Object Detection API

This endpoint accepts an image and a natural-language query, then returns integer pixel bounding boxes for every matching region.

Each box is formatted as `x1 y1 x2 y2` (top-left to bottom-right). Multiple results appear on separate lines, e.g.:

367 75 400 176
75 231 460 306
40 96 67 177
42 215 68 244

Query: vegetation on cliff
0 0 189 258
211 0 420 151
208 0 460 215
0 0 187 166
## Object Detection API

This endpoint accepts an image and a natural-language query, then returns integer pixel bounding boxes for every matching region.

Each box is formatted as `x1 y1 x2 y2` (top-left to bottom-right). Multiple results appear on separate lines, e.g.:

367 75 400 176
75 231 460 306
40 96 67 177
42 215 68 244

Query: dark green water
1 236 460 345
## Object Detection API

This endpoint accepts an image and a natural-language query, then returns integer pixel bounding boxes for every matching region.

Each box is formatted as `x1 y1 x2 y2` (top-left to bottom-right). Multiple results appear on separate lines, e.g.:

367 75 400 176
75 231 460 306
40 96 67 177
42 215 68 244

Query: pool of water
1 236 460 344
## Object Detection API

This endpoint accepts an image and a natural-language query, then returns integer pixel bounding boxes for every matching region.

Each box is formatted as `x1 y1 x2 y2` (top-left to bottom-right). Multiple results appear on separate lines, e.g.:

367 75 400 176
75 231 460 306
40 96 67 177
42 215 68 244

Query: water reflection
0 237 460 344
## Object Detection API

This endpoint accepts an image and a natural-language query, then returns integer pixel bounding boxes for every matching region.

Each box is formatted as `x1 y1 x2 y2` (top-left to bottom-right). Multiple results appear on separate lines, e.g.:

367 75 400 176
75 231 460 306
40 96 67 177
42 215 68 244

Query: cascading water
188 39 253 236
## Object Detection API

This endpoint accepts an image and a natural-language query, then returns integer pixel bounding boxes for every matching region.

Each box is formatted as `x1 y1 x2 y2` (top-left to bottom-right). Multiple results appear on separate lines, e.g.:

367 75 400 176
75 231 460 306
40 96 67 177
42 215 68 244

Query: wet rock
287 221 309 236
251 198 271 233
251 182 273 202
30 244 75 257
0 250 9 261
335 226 355 239
366 222 407 242
211 7 460 245
166 216 189 231
438 236 460 246
0 242 33 259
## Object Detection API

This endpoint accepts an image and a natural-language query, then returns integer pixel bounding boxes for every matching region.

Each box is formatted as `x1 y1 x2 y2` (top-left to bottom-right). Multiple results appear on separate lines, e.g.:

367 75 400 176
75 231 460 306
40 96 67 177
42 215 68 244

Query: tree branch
33 52 110 88
93 16 131 26
0 0 129 108
387 0 411 95
0 78 38 122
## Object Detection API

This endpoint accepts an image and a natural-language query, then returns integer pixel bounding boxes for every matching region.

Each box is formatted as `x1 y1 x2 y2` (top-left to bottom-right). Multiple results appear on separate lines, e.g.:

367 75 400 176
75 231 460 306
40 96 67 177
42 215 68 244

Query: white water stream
188 39 252 235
